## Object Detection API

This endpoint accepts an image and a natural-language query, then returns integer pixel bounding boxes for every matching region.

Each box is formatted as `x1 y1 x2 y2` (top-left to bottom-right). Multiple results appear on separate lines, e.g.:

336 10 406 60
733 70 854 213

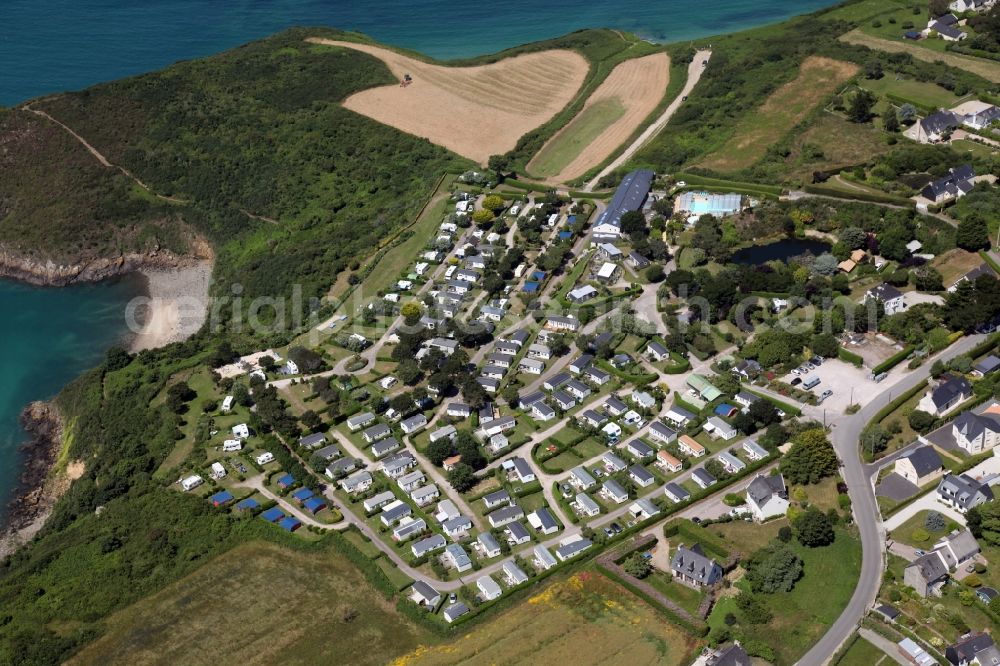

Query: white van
803 375 821 390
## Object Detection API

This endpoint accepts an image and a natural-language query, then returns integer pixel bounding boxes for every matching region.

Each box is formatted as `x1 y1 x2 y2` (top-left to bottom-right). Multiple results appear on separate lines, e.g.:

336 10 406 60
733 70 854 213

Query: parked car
819 389 833 401
791 368 802 376
790 377 802 386
561 483 573 498
604 527 615 537
611 522 622 534
810 356 823 365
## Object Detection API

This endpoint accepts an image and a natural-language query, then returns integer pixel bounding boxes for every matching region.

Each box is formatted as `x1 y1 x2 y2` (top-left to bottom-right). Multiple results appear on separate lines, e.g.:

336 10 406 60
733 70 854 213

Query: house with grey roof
692 468 717 489
865 282 906 316
411 534 447 558
531 401 556 422
443 602 469 623
340 469 373 493
945 632 1000 666
604 396 628 416
382 452 417 478
502 560 529 586
670 543 723 588
506 521 531 545
919 374 972 416
488 504 525 528
477 574 503 600
717 450 746 474
410 484 440 507
544 372 572 391
746 474 788 522
624 439 654 460
442 515 473 539
482 489 511 510
534 544 559 570
444 543 473 572
315 443 342 462
363 490 396 513
953 410 1000 454
447 402 471 418
602 479 630 504
551 390 576 411
935 529 980 570
380 500 412 526
371 437 401 459
629 464 656 488
477 531 502 558
392 517 427 542
347 411 376 431
410 580 442 608
554 537 593 561
565 379 592 401
742 439 768 461
575 493 601 517
528 507 559 535
649 421 678 446
664 482 691 503
362 423 392 443
895 445 943 486
325 457 359 479
298 432 326 450
632 390 657 410
937 473 994 512
630 498 660 521
400 413 428 435
569 466 597 490
398 470 426 492
645 341 669 362
904 551 951 597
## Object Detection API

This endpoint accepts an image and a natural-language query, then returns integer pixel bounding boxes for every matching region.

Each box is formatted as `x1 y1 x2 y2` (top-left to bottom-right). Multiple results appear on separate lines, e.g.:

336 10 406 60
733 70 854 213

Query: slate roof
747 474 786 505
903 445 943 477
593 169 654 231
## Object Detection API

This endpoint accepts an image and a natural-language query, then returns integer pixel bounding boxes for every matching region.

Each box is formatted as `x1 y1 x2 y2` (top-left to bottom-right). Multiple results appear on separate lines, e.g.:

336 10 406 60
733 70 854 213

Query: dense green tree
957 216 990 251
860 424 890 457
735 592 773 624
447 463 477 492
427 437 454 467
793 507 835 547
623 553 653 579
780 429 838 485
883 111 900 133
848 90 876 123
908 410 935 433
744 542 803 593
811 333 839 358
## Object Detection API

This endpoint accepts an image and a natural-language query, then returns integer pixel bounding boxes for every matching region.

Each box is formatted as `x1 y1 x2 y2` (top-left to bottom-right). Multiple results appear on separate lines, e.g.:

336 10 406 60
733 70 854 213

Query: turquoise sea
0 0 837 514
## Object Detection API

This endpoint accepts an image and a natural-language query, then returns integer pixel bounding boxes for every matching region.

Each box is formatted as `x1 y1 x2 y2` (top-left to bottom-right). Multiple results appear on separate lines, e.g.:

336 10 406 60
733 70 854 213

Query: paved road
586 50 713 190
798 333 983 666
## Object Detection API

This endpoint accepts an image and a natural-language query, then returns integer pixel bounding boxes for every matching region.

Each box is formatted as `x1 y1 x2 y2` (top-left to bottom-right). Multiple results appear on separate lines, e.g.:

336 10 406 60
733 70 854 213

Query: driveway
875 473 920 503
883 491 965 532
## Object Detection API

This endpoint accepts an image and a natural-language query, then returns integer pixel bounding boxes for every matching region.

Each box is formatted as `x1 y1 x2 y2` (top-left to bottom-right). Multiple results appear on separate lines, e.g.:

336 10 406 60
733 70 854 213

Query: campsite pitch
309 38 588 163
528 52 670 182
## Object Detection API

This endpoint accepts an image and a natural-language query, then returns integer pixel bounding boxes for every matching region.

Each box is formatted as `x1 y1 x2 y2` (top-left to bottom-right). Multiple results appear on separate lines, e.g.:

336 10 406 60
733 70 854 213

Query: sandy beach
129 262 212 352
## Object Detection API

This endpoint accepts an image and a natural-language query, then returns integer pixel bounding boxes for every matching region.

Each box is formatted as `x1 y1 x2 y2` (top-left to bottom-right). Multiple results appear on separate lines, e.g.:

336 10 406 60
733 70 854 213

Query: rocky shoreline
0 245 203 287
0 402 72 558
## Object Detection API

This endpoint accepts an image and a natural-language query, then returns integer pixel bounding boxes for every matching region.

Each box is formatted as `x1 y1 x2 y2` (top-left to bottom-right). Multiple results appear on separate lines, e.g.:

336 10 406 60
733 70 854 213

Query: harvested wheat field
308 38 588 163
698 56 859 173
528 52 670 182
391 571 698 666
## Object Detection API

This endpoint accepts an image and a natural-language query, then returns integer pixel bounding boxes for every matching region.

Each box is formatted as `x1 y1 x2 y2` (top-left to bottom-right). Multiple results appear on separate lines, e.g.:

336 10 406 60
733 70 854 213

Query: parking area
781 358 882 412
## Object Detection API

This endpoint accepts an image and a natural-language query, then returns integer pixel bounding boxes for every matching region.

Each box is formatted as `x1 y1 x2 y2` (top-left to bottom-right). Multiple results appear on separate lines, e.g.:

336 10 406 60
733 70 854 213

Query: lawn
698 57 859 173
887 509 954 548
834 635 888 666
528 97 625 177
875 388 925 458
861 75 970 111
544 450 583 473
646 571 704 615
396 569 701 665
67 542 432 666
951 138 998 159
707 527 862 665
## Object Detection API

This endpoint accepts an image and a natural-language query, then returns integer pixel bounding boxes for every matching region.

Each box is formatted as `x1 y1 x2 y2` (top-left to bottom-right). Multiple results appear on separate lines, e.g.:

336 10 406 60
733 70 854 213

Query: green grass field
952 138 998 158
706 522 862 665
887 509 953 548
835 635 888 666
68 542 432 666
528 98 626 178
861 75 969 110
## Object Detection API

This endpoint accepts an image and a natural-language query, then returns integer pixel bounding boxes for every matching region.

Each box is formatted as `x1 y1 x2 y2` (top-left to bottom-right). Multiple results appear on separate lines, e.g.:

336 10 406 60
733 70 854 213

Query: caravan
223 439 242 452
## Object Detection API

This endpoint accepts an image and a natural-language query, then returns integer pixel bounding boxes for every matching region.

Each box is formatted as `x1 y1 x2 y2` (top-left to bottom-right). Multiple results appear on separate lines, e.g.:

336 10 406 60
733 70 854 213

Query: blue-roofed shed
522 281 540 293
276 473 295 488
261 507 285 522
558 230 573 240
235 497 259 512
303 497 327 514
279 516 302 532
567 215 576 224
291 487 314 502
532 271 546 281
209 490 234 506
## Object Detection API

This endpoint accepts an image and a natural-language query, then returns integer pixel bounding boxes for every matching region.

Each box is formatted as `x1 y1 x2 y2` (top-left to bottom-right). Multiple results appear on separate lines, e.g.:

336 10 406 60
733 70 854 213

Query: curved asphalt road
798 333 983 665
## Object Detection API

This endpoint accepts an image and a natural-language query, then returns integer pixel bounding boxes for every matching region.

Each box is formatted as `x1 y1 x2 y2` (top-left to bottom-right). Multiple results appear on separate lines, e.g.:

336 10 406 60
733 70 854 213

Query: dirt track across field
841 29 1000 83
528 52 670 182
308 38 588 163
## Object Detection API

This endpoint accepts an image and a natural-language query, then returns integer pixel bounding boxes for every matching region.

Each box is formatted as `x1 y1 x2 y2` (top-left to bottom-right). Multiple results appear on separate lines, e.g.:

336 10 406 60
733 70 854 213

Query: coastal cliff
0 245 202 287
0 401 74 558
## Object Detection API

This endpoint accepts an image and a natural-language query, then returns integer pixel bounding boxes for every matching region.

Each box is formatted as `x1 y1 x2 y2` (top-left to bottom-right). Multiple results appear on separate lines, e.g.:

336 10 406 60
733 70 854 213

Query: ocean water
0 0 839 107
0 278 144 518
0 0 837 511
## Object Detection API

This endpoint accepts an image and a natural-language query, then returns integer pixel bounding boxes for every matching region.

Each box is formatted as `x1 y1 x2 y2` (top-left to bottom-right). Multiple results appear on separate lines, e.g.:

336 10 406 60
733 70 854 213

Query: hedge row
673 172 783 197
662 519 731 560
838 347 864 367
802 183 914 207
870 379 927 428
743 387 802 417
871 345 916 376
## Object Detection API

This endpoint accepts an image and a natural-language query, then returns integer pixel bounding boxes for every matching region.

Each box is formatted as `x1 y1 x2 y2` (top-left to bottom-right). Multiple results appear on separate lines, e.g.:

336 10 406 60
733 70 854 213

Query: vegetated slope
840 29 1000 83
29 28 469 301
697 56 859 173
310 38 589 163
67 542 431 666
528 52 670 182
0 109 192 269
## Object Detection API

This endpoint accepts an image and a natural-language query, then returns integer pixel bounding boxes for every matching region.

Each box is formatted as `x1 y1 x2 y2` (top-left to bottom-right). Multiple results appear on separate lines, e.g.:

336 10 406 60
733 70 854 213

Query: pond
730 237 832 265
